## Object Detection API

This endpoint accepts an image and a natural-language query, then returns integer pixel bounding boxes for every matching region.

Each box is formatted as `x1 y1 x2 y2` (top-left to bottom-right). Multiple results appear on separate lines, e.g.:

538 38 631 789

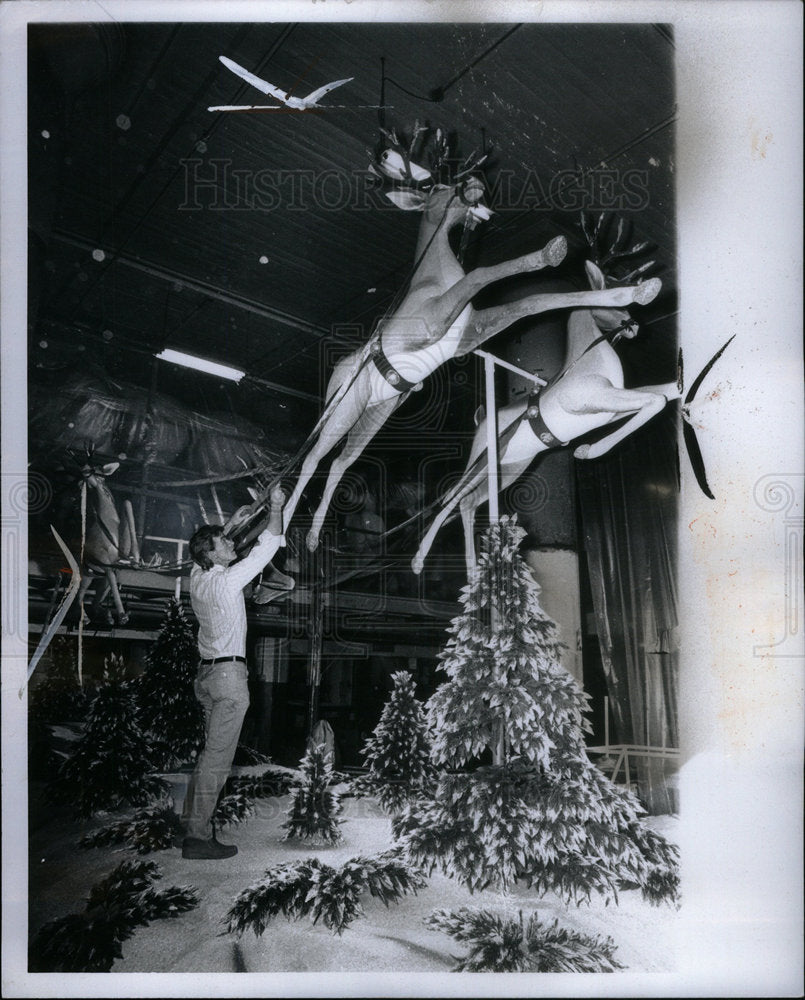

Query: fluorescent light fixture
155 348 245 382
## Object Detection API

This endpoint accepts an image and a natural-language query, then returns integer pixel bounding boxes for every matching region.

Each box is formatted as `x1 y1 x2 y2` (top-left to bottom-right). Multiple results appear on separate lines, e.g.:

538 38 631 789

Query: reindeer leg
432 236 568 337
460 493 480 578
459 454 537 576
283 369 373 534
104 567 129 625
412 484 470 575
306 396 401 552
573 387 671 460
455 280 663 357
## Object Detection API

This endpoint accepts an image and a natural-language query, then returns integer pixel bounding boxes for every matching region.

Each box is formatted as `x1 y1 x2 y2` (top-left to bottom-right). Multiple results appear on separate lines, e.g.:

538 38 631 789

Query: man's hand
265 484 286 538
269 485 286 510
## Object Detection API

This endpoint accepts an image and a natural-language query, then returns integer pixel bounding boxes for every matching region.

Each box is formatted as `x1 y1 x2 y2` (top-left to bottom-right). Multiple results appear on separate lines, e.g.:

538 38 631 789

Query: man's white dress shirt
190 529 284 660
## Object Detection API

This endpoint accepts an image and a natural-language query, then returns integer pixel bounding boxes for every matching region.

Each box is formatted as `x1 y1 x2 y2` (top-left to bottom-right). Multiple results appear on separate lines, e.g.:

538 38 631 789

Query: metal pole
484 352 506 765
484 353 500 524
474 348 547 386
307 585 324 740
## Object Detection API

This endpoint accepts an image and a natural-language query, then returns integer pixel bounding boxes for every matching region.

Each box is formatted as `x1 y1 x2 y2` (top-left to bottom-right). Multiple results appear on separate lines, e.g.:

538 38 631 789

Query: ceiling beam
50 229 331 340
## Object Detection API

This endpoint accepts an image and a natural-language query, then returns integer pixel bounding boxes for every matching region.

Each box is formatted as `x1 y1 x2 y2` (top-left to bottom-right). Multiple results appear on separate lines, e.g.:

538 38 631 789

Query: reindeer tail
680 335 735 500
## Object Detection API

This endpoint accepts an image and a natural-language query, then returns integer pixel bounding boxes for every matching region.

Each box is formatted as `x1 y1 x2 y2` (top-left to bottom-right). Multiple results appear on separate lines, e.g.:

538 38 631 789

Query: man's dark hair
189 524 225 570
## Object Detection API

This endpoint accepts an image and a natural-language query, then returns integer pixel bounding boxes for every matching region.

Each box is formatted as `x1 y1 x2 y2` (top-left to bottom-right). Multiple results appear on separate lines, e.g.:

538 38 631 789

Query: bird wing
302 77 353 105
219 56 291 104
208 104 284 111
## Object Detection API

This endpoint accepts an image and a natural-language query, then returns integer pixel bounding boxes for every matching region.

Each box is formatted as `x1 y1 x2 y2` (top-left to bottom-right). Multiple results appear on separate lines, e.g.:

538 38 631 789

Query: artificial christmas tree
282 741 343 845
54 653 168 818
394 516 679 906
29 635 89 723
135 598 204 770
352 669 437 814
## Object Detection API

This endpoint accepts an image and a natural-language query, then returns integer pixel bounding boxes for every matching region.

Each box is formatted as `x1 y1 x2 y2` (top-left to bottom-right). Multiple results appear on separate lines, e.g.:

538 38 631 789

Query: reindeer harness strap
525 391 566 448
369 339 423 394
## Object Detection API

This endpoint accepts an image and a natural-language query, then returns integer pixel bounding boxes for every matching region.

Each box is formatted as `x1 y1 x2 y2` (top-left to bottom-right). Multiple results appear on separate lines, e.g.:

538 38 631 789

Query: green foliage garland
425 907 624 973
29 859 198 972
79 803 183 854
225 851 426 937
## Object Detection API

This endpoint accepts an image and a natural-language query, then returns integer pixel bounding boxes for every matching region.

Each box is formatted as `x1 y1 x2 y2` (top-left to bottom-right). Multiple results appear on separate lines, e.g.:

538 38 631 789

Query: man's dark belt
199 655 247 666
525 392 564 448
370 340 422 393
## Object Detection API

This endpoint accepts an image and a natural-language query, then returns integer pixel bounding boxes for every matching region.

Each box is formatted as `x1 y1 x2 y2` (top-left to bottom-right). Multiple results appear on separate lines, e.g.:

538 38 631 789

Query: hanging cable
430 23 523 101
381 24 523 104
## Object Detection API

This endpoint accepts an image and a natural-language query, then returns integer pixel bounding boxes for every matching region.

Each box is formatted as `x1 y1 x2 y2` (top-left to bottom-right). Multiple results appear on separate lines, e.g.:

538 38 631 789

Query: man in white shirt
180 485 286 860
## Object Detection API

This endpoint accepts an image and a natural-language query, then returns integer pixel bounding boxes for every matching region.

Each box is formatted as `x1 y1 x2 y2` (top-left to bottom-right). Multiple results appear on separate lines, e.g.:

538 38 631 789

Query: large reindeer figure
412 256 732 577
70 446 141 624
230 128 660 553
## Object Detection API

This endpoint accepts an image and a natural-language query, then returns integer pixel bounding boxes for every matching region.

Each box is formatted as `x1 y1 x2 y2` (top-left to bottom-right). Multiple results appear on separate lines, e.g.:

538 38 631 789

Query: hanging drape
576 407 679 815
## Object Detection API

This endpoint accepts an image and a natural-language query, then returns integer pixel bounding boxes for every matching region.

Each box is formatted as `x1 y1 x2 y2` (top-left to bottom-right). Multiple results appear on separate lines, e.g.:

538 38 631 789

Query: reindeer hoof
411 556 424 575
306 530 320 552
574 444 592 460
119 614 130 626
545 235 567 267
633 277 661 306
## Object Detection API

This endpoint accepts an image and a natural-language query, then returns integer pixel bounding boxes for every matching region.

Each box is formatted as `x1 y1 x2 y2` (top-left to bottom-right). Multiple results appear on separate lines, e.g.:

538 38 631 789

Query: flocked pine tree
353 670 437 814
394 516 680 908
282 741 343 845
54 653 168 818
135 598 204 770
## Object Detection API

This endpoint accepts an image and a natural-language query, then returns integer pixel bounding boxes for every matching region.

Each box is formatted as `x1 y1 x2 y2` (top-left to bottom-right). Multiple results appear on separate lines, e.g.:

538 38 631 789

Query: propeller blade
684 334 736 405
683 419 715 500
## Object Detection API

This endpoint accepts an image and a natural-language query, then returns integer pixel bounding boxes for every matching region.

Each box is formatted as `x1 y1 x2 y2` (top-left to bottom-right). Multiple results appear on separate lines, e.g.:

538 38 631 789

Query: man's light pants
182 659 249 840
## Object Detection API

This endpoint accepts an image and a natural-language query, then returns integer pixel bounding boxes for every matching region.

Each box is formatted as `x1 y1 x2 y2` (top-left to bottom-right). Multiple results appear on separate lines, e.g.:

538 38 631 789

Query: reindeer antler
369 124 491 191
580 212 657 286
369 124 433 187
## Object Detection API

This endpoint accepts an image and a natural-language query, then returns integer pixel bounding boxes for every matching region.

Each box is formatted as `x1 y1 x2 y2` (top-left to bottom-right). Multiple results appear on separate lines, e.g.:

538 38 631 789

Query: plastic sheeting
29 374 288 477
576 407 679 815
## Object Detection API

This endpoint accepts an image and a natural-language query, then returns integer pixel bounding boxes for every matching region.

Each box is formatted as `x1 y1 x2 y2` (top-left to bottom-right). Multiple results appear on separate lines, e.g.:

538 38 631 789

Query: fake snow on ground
29 773 680 978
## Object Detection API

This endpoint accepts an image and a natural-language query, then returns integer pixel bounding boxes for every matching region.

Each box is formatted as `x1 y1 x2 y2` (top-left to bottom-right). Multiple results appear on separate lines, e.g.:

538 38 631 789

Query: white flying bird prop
210 56 354 111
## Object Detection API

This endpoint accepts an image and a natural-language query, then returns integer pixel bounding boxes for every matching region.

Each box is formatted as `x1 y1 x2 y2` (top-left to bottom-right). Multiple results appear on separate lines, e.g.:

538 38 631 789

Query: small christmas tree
135 598 204 770
54 653 168 817
282 741 343 845
394 516 679 906
353 670 437 814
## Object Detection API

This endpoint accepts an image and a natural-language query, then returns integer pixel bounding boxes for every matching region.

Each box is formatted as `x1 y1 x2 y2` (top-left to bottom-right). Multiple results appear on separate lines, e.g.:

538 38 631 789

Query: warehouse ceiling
26 18 677 522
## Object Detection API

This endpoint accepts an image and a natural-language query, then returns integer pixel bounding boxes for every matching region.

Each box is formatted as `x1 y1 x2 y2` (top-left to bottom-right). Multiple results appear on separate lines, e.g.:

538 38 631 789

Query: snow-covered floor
28 775 680 977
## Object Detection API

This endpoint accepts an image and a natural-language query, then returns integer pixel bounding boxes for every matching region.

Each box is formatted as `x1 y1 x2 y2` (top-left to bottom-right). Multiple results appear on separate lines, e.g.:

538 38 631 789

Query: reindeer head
580 213 660 341
584 261 640 340
369 124 492 226
68 444 120 488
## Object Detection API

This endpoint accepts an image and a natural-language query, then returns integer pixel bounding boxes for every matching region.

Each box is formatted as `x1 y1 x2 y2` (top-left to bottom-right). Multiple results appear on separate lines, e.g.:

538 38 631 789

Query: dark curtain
576 407 679 814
